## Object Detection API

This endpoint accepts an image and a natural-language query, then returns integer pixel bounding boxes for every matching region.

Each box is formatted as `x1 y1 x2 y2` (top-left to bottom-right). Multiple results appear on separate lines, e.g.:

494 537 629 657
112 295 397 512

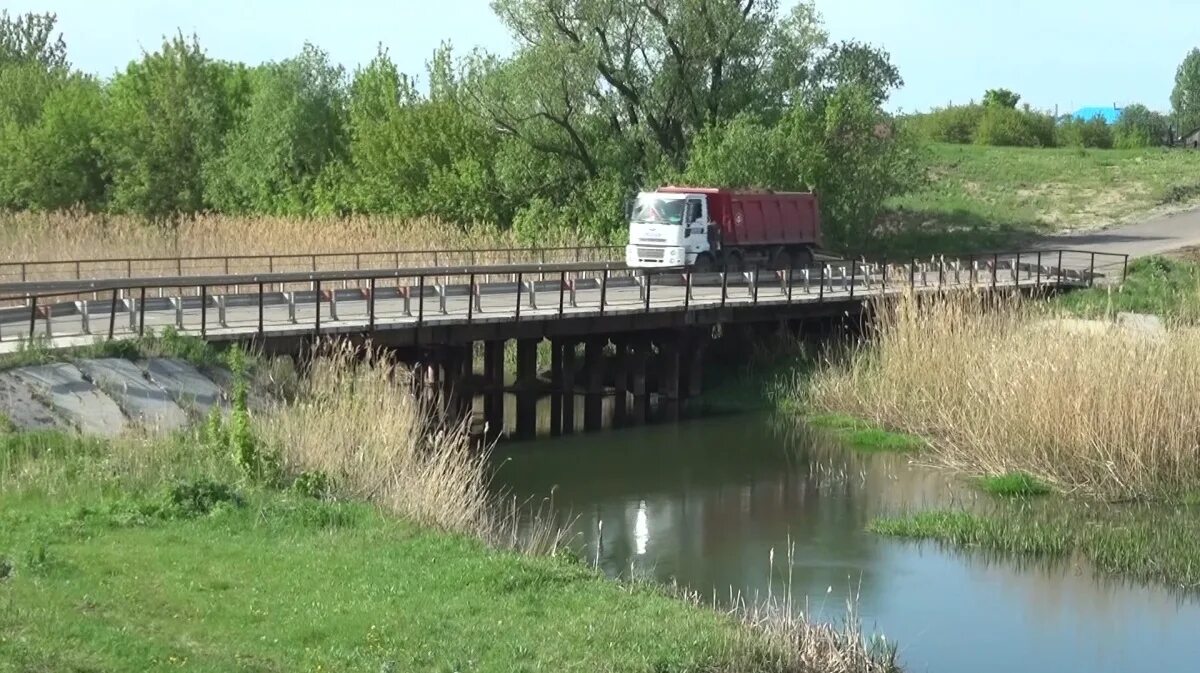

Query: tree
0 10 67 70
206 44 348 214
0 73 106 210
1171 48 1200 135
102 35 239 217
983 88 1020 109
1114 103 1168 148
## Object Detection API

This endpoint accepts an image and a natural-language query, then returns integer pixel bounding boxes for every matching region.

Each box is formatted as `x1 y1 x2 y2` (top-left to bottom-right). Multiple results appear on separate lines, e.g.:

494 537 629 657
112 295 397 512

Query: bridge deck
0 250 1119 354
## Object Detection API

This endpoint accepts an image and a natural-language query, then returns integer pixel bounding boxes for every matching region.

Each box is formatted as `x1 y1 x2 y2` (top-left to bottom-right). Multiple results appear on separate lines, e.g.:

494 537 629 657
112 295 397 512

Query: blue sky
6 0 1196 114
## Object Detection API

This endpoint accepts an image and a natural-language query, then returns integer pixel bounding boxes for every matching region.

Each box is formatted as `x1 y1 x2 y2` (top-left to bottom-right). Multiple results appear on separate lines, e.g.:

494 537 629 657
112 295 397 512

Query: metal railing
0 244 623 283
0 248 1127 347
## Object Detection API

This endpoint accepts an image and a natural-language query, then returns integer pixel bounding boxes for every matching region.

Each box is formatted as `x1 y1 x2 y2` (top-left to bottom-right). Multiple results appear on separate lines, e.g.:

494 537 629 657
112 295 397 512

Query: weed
289 470 331 500
807 414 925 453
159 479 244 518
976 472 1051 497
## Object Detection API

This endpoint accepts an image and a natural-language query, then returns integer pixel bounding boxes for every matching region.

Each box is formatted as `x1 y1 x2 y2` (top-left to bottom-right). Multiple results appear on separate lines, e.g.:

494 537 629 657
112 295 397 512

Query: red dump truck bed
656 187 822 249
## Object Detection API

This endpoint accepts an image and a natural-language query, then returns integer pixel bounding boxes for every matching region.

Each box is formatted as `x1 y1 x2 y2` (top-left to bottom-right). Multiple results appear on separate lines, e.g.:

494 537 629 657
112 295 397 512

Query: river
494 412 1200 673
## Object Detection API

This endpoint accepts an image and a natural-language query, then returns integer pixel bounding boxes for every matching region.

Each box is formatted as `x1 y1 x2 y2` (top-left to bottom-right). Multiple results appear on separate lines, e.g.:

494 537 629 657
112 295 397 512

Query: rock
10 363 126 437
1116 312 1165 334
77 358 188 432
0 370 63 431
143 358 225 416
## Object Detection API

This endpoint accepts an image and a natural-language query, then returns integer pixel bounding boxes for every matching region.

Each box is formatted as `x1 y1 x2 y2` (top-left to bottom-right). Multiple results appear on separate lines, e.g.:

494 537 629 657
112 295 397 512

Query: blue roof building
1071 106 1122 124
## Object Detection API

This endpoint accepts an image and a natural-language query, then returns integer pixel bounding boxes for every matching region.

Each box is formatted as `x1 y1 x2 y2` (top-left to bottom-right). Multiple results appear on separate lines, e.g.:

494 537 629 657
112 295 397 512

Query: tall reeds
804 291 1200 500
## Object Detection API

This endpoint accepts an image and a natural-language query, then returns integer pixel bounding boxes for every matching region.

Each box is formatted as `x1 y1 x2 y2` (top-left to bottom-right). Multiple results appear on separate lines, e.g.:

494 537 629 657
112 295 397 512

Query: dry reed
0 211 616 280
805 291 1200 500
257 344 563 553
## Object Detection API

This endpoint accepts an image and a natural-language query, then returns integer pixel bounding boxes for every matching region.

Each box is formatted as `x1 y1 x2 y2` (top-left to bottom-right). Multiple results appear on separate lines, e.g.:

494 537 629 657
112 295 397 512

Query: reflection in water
495 414 1200 673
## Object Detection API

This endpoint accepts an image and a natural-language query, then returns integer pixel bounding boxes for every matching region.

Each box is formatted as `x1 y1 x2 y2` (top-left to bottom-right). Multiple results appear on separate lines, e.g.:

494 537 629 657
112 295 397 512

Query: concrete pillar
660 336 681 422
550 341 564 437
630 341 648 426
515 338 539 440
561 341 577 435
483 340 505 438
612 340 629 428
584 338 606 432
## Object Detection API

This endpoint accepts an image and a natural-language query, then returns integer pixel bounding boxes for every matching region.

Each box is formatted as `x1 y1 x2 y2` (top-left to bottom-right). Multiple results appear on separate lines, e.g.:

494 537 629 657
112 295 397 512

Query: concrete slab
11 363 126 437
0 370 64 431
143 358 224 416
1117 312 1165 334
77 358 189 432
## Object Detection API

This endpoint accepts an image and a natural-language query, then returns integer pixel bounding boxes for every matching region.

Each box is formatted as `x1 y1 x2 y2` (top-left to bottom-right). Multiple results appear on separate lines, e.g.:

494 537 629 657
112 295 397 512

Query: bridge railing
0 244 623 283
0 248 1127 347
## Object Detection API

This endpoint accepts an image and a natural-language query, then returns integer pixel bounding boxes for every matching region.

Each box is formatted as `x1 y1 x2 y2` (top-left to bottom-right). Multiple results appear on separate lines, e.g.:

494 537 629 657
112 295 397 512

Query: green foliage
1113 103 1169 148
206 44 348 215
0 10 67 69
159 478 244 518
905 104 984 144
872 504 1200 590
102 35 240 218
975 472 1052 497
807 413 925 453
1172 48 1200 135
1056 115 1113 149
973 105 1055 147
225 346 277 484
289 470 331 500
1056 255 1200 323
983 88 1020 109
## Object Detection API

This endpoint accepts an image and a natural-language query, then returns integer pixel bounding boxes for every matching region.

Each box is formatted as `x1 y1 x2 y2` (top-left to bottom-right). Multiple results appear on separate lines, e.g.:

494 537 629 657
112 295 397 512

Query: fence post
557 272 564 318
78 300 90 334
109 289 119 340
199 287 206 338
849 260 856 299
139 287 147 336
1121 255 1129 285
417 276 425 326
1036 252 1043 288
1057 250 1064 285
515 272 523 321
599 269 608 315
644 272 652 311
1088 252 1096 288
819 265 826 302
991 253 999 291
28 296 37 340
258 283 265 337
314 279 322 335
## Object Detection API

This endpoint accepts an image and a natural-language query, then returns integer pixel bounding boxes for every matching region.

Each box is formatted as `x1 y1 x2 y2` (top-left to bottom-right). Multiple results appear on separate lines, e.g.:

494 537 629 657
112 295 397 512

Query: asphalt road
1038 206 1200 259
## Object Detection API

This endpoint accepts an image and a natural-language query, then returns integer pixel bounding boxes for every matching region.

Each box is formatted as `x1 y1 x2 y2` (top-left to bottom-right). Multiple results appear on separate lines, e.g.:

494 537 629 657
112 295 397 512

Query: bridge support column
515 338 539 440
559 340 577 435
549 341 564 437
660 336 681 423
612 340 629 428
584 338 606 432
630 340 649 426
683 331 706 406
483 340 505 438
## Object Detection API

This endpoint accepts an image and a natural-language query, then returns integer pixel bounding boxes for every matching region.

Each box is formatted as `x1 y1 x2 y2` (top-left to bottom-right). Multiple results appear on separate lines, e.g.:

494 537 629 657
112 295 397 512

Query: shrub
1056 116 1113 149
160 478 244 518
974 106 1055 147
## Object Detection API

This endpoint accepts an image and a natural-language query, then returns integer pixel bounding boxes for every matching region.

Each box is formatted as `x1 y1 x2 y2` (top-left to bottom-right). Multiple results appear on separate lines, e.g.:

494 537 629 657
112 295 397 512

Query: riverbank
784 261 1200 591
0 345 896 672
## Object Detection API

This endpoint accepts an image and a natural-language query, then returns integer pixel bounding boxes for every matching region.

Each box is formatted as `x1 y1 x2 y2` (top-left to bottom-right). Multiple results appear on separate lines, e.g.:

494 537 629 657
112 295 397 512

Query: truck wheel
792 247 815 269
692 253 715 273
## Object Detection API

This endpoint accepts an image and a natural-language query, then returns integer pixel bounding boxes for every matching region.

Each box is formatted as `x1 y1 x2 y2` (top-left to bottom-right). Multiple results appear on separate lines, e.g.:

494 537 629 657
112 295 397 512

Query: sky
6 0 1197 114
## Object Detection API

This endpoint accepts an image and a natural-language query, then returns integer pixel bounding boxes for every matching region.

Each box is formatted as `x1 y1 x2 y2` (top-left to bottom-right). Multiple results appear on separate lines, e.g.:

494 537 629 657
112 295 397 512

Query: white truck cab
625 191 712 269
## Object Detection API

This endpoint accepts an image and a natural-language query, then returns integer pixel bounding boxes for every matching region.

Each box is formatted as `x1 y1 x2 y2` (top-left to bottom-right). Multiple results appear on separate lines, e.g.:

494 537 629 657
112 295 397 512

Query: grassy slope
879 144 1200 255
0 432 769 673
1056 255 1200 322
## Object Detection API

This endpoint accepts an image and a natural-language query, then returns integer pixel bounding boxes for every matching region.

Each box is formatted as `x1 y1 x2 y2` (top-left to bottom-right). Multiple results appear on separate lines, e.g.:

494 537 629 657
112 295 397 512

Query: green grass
1055 255 1200 322
974 472 1051 497
0 326 227 372
878 144 1200 256
806 414 925 453
871 504 1200 591
0 429 817 673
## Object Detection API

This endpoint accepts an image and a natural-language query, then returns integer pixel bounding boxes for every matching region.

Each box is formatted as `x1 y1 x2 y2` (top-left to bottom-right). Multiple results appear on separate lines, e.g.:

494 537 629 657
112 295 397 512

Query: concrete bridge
0 248 1127 439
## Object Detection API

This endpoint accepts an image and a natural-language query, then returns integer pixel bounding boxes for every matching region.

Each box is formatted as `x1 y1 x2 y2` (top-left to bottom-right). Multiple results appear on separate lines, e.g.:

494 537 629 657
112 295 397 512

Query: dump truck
625 187 822 271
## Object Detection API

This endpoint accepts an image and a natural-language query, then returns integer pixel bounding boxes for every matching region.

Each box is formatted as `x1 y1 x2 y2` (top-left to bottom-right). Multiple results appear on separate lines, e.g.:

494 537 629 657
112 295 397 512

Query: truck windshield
631 196 687 225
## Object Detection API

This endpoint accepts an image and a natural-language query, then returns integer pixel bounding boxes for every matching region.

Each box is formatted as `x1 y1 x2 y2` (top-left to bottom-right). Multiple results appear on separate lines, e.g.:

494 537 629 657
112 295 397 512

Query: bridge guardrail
0 248 1128 347
0 244 623 283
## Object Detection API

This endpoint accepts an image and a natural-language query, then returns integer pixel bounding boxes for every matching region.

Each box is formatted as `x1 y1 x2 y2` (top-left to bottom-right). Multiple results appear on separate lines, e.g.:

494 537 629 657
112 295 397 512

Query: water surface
495 414 1200 673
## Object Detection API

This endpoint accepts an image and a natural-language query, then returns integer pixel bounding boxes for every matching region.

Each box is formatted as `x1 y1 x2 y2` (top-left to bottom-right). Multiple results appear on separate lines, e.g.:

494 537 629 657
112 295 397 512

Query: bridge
0 246 1127 440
